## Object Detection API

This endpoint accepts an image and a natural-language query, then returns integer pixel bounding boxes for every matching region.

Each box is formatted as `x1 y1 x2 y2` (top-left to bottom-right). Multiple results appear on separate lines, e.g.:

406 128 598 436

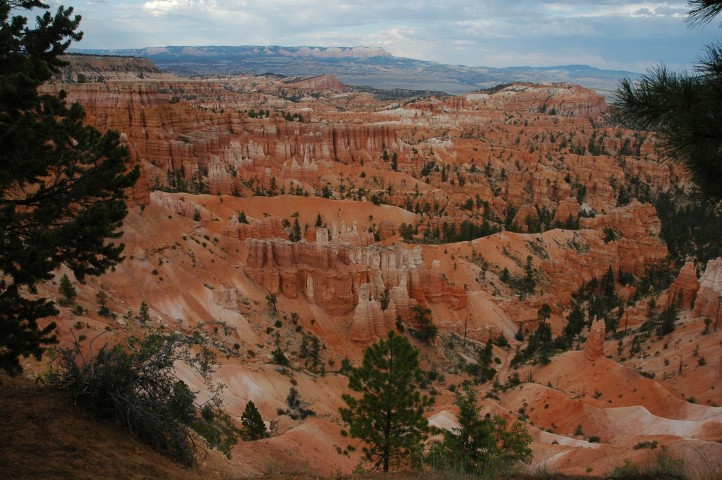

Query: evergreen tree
412 305 438 345
240 400 268 440
428 386 532 475
537 303 552 325
138 301 150 324
339 331 434 472
58 274 76 305
613 0 722 200
478 338 496 382
563 303 586 339
292 217 302 242
601 266 615 298
0 1 138 374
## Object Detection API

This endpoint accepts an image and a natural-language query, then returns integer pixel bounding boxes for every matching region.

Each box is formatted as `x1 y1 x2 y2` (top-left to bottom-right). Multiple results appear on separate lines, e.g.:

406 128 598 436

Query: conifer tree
58 274 76 305
241 400 268 440
138 301 150 324
292 217 301 242
428 386 532 475
412 305 438 345
339 331 433 472
0 1 139 374
613 0 722 200
537 303 552 325
478 338 496 382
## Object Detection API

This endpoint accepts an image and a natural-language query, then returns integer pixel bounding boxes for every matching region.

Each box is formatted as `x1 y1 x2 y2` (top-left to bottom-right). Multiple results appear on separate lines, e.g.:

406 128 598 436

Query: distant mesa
276 46 391 59
80 45 392 60
70 44 637 96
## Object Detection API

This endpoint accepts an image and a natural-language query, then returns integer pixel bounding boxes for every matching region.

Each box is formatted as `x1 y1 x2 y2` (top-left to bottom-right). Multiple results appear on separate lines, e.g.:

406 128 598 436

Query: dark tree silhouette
612 0 722 200
0 1 138 374
241 400 268 440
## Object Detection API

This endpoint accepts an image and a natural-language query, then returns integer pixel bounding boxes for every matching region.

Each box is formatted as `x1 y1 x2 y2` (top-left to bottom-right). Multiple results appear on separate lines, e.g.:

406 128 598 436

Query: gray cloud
69 1 720 72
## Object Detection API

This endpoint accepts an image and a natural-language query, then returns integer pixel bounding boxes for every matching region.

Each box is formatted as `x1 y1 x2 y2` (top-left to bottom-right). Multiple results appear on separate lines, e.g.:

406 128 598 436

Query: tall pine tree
613 0 722 200
241 400 268 441
0 1 138 374
339 331 433 472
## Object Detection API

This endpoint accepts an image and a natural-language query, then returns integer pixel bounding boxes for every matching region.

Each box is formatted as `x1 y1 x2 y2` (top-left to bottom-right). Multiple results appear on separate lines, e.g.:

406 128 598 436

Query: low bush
43 327 240 465
608 447 688 479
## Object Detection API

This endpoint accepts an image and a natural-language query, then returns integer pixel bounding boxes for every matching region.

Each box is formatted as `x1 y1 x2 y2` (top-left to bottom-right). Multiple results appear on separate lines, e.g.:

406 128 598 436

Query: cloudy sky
51 0 721 72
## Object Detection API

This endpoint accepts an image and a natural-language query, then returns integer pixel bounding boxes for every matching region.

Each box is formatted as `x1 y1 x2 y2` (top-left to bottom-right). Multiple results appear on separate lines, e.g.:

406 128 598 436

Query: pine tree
613 0 722 200
240 400 268 440
537 303 552 325
412 305 438 345
478 338 496 382
339 331 433 472
428 386 532 475
58 274 76 305
138 301 150 324
292 217 301 242
0 1 139 374
563 303 585 339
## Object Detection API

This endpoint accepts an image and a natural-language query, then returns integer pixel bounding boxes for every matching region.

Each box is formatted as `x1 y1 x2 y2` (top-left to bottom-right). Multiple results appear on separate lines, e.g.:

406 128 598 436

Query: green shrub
427 386 532 476
271 348 289 365
608 447 688 479
43 327 239 465
633 440 658 450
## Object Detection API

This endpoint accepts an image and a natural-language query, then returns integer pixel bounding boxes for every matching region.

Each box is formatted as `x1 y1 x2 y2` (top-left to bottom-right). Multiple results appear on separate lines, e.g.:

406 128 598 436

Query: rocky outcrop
232 217 288 241
377 220 396 240
464 83 608 119
511 204 538 232
669 262 700 309
150 191 202 219
350 283 374 342
552 200 580 226
244 238 360 314
285 74 345 92
539 201 669 308
244 240 467 324
212 287 243 310
245 239 351 271
350 284 394 342
580 200 661 239
331 221 374 247
55 54 170 82
43 77 401 196
411 260 468 309
584 318 606 361
693 258 722 319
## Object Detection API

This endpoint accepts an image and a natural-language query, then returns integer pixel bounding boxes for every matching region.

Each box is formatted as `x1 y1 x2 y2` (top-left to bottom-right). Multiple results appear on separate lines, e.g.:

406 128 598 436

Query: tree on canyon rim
340 331 434 472
0 1 138 374
613 0 722 200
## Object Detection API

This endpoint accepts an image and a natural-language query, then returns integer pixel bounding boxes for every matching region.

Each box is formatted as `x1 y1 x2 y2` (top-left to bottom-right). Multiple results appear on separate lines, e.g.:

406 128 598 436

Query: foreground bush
43 327 240 465
427 386 532 477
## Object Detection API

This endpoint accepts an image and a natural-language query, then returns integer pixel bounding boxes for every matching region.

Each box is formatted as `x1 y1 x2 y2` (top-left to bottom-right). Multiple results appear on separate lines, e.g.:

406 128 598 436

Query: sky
48 0 722 73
